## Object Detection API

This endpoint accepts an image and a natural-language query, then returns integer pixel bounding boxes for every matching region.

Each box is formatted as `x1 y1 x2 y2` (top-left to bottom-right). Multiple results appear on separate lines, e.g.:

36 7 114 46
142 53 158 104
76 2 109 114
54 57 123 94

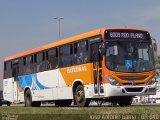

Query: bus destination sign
105 30 150 40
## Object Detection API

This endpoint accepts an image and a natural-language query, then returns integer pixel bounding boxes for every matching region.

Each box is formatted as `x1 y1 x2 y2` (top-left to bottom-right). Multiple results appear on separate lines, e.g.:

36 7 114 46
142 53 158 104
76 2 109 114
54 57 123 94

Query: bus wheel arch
72 81 83 94
72 81 90 107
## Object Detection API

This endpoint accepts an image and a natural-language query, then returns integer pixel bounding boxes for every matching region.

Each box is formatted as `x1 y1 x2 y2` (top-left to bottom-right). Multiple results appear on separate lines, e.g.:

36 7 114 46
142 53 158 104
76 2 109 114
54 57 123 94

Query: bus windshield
105 41 155 72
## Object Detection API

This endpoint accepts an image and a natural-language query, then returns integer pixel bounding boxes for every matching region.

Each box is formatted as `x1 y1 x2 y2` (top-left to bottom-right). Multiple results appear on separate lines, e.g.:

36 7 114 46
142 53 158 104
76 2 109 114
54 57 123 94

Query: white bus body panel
103 83 157 97
13 81 20 102
3 78 14 102
31 69 59 101
15 69 73 102
57 70 73 100
3 78 22 103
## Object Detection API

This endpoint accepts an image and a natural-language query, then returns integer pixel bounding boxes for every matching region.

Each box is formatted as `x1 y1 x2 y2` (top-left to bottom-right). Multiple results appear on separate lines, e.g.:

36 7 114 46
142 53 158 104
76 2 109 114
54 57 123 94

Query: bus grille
118 75 148 80
122 82 145 86
117 75 149 86
125 87 144 92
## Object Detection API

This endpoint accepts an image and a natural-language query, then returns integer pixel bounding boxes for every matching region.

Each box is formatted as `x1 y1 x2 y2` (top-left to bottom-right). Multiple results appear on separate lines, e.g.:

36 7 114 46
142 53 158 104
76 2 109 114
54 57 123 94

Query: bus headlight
147 77 157 85
106 76 120 86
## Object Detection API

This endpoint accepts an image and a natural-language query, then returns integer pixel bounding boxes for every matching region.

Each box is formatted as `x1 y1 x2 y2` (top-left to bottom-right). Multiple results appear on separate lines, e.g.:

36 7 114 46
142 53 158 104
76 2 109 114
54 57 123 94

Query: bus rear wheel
74 85 90 107
24 89 41 107
24 89 32 107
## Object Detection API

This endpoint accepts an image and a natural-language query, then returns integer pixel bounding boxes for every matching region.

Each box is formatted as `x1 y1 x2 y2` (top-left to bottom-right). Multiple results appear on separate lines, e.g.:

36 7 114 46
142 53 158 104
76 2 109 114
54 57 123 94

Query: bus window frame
47 47 59 69
73 39 89 65
4 61 13 79
59 44 73 67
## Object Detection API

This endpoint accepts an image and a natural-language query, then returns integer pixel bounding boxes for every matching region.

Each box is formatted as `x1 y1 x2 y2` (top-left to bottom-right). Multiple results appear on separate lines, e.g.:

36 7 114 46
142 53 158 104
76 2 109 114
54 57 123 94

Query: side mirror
151 37 158 63
153 43 157 52
153 43 158 63
151 37 157 52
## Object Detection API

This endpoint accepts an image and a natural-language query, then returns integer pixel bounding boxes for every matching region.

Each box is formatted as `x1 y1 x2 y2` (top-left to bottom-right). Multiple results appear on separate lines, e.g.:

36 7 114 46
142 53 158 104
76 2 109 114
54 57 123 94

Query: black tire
0 101 2 106
7 102 11 106
55 100 72 107
24 89 41 107
74 85 90 107
117 97 133 106
24 89 32 107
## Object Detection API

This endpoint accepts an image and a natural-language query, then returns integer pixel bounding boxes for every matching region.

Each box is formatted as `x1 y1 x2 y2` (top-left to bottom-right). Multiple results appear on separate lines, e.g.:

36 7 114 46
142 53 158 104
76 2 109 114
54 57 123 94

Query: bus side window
73 43 78 64
26 56 32 74
23 57 26 74
23 57 26 66
48 48 58 69
37 52 43 72
19 58 24 75
33 54 37 73
59 44 72 67
41 51 48 72
4 62 7 78
4 61 12 79
75 40 89 64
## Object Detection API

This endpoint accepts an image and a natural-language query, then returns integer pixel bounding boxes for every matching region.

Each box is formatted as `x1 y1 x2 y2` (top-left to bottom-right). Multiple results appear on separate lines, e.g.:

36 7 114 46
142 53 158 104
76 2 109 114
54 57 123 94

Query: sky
0 0 160 90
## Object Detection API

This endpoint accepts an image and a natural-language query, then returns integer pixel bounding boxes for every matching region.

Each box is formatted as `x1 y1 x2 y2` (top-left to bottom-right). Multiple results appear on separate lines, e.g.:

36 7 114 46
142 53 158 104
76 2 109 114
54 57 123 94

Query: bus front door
12 63 20 103
91 43 104 96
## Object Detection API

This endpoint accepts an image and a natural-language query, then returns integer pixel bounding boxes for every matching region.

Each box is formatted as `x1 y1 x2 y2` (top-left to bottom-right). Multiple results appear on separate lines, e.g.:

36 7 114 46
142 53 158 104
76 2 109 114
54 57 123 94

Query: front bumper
103 83 157 97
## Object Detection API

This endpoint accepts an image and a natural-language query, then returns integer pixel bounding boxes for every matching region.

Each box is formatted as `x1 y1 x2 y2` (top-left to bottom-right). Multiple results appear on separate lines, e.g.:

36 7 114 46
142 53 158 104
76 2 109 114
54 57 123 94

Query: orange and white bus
3 27 157 107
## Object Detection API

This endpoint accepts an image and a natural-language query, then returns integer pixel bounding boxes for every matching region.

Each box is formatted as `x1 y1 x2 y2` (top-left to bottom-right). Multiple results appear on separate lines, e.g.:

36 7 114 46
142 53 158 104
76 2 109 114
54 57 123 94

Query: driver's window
138 48 149 60
106 45 118 56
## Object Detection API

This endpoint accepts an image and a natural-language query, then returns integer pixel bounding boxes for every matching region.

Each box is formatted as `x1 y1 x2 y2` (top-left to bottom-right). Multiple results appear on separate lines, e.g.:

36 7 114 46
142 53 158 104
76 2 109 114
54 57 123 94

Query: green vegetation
156 66 160 70
0 106 160 120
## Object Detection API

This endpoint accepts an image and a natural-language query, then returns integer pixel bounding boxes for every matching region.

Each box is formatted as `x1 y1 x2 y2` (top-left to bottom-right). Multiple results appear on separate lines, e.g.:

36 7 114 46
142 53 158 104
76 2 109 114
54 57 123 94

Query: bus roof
4 27 147 62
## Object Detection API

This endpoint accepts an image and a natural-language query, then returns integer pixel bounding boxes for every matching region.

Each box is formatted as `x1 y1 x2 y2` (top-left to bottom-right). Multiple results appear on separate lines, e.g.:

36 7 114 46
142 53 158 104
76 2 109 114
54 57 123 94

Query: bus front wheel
74 85 90 107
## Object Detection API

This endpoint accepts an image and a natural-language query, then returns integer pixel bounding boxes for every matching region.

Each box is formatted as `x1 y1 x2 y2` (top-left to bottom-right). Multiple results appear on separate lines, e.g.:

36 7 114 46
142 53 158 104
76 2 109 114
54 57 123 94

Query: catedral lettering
67 66 87 73
3 27 157 107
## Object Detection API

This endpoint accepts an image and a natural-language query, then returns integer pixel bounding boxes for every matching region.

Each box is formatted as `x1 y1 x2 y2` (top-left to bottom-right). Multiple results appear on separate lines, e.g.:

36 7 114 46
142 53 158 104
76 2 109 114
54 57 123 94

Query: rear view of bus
101 28 157 106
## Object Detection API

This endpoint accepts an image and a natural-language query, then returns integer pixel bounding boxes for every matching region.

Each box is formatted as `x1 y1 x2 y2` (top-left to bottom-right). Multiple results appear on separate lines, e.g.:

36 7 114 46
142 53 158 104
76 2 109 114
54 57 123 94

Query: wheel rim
76 89 84 103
